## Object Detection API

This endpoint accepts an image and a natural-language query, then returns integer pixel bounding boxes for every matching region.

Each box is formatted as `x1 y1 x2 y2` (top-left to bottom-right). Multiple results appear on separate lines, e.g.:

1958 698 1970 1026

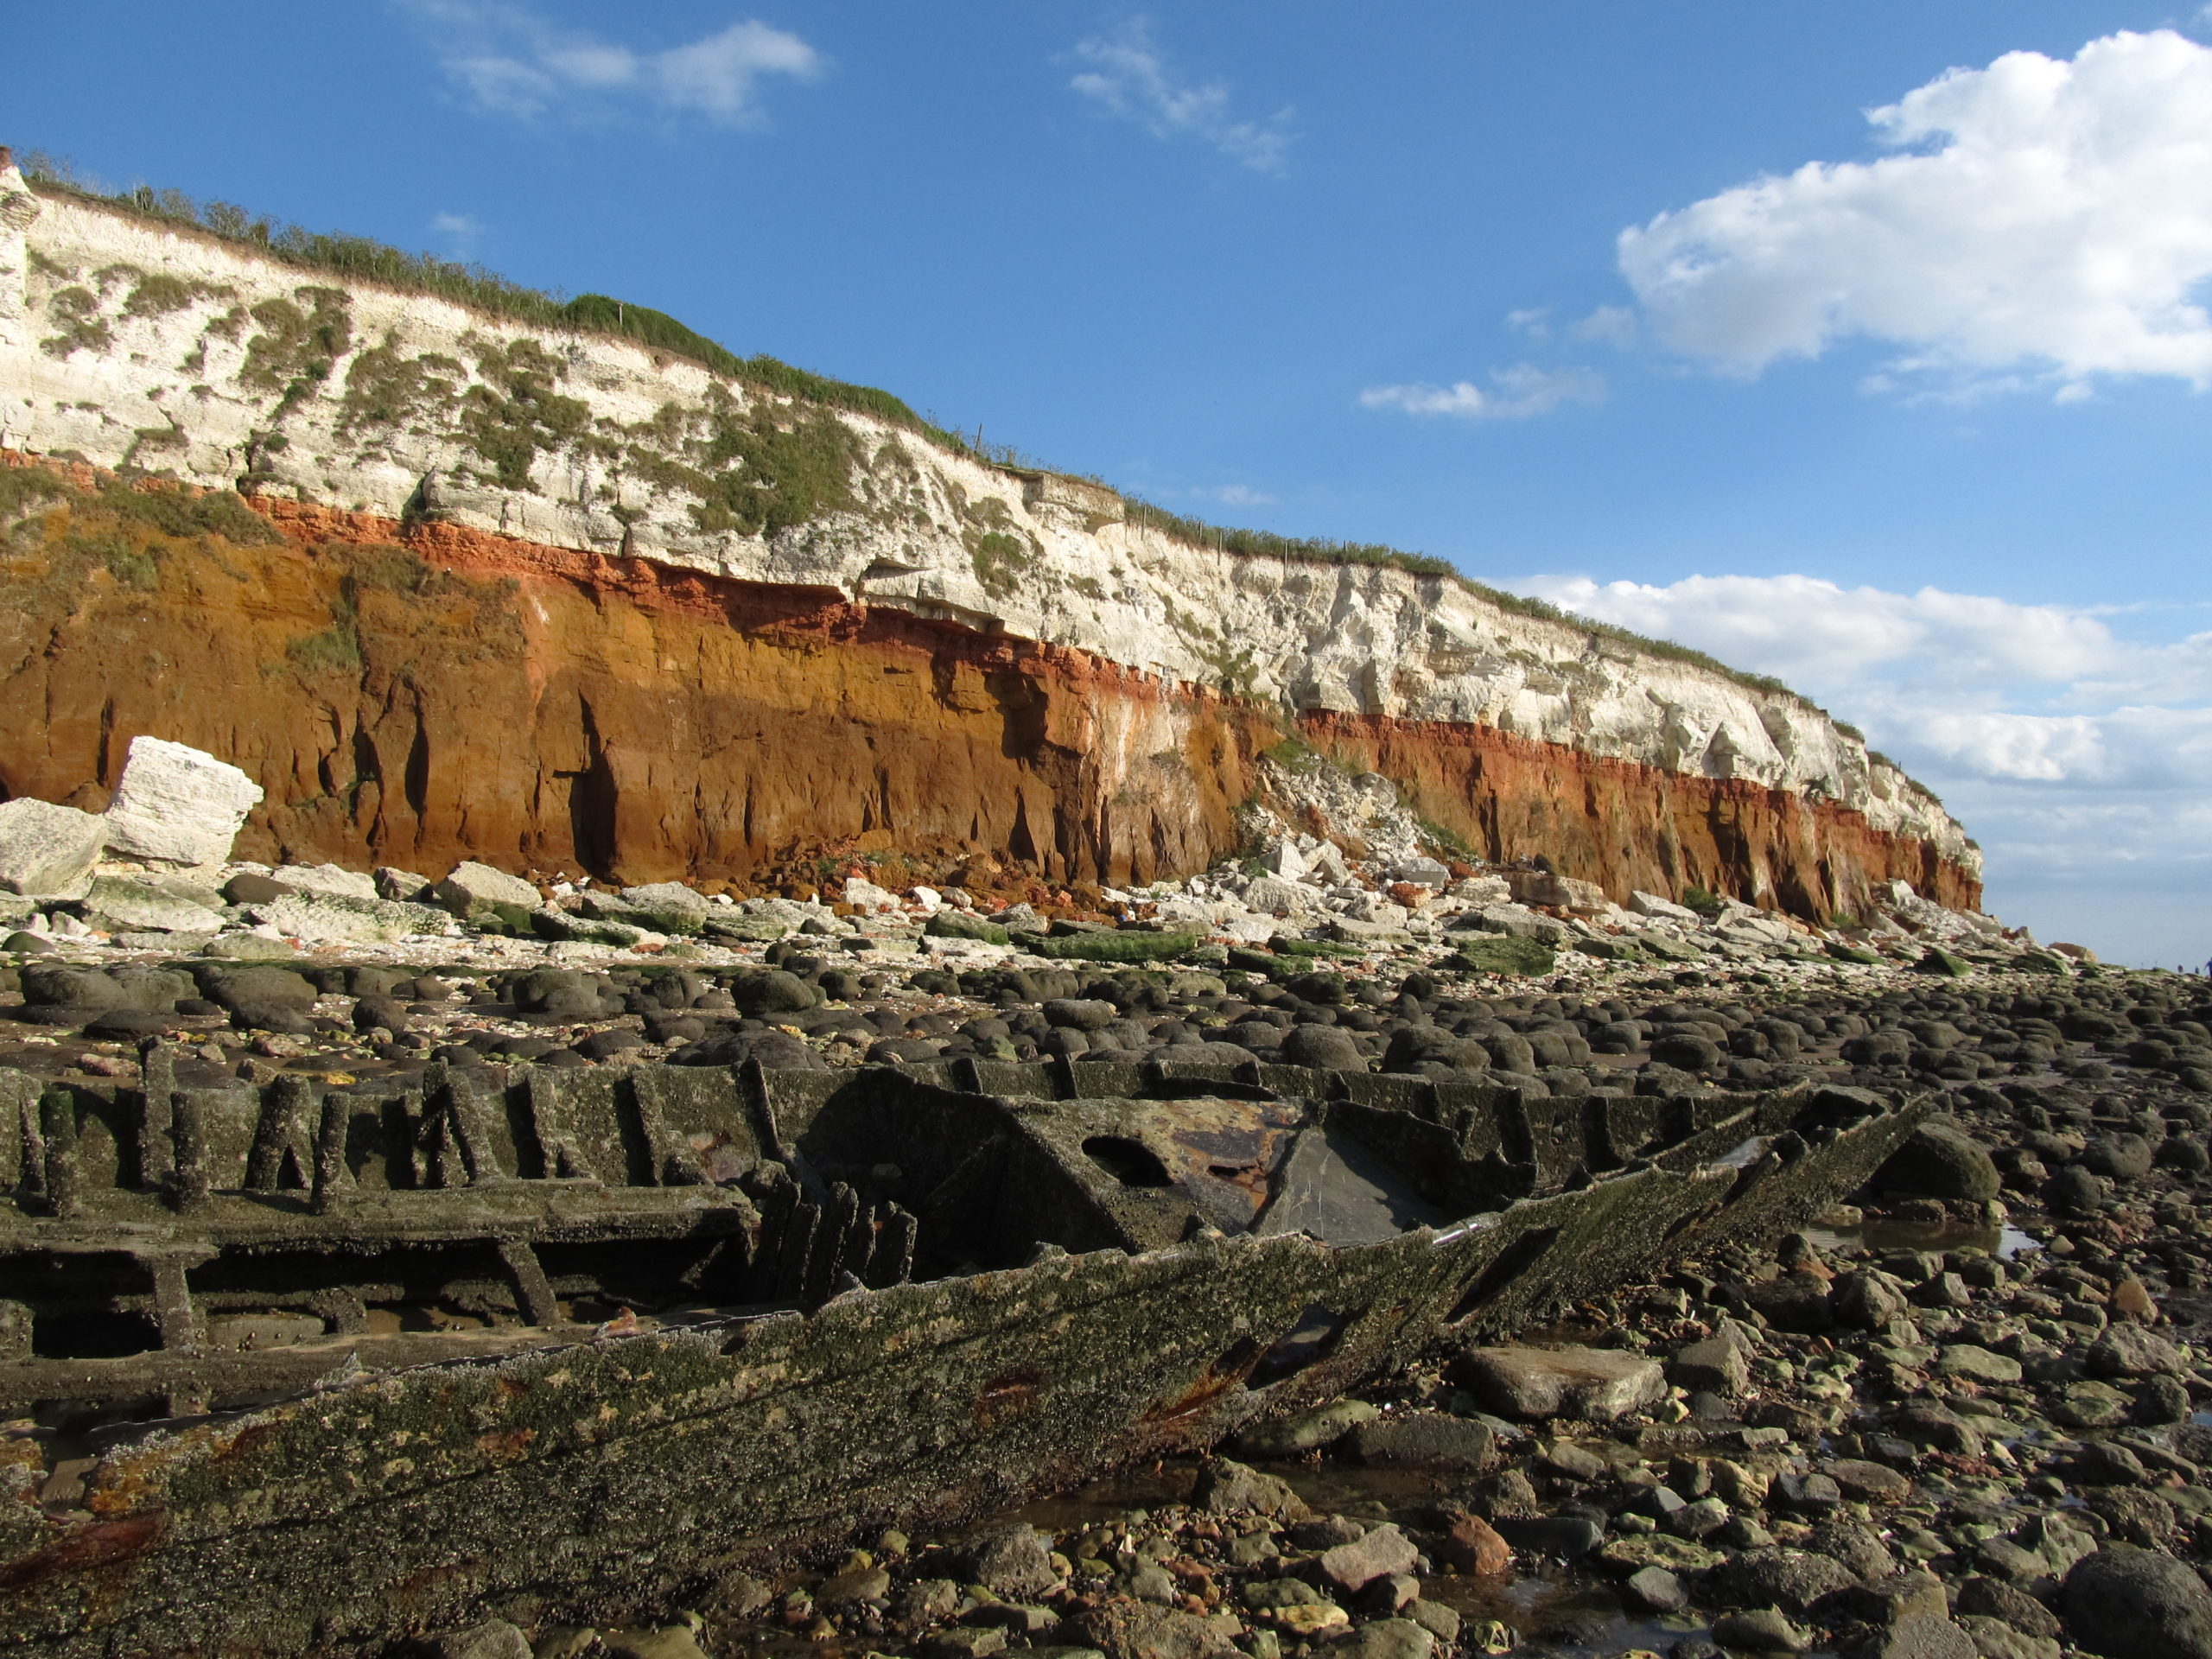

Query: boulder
374 867 435 901
0 798 105 898
1455 905 1569 944
1444 935 1559 977
1450 1344 1666 1421
74 873 225 934
1281 1025 1369 1071
1878 1121 2002 1201
1629 890 1701 924
2064 1547 2212 1659
272 863 378 900
436 861 543 914
625 880 711 918
101 736 263 868
251 892 453 944
1243 875 1319 916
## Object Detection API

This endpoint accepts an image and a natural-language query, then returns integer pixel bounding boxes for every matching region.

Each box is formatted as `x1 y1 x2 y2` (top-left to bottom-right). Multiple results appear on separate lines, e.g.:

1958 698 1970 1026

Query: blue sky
10 2 2212 964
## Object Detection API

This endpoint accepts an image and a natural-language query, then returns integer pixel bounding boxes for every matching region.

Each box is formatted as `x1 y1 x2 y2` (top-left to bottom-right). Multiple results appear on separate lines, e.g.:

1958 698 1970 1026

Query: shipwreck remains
0 1048 1925 1654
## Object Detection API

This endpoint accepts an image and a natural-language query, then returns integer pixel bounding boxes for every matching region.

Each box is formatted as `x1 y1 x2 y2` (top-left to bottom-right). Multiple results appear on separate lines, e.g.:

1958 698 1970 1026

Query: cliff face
0 171 1980 912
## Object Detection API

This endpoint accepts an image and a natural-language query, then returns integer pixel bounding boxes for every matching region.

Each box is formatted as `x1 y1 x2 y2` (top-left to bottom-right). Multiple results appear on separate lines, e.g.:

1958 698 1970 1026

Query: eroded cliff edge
0 169 1980 913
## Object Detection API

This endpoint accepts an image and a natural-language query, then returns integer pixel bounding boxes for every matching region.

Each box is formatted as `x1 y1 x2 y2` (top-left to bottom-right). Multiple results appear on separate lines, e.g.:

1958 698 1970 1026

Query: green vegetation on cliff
18 151 1876 742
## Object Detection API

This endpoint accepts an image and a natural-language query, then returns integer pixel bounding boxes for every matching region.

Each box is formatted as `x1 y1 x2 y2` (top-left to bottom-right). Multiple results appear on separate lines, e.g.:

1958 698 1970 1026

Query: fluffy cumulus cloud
1360 364 1604 421
1068 19 1293 172
404 3 821 125
1515 570 2212 961
1618 29 2212 395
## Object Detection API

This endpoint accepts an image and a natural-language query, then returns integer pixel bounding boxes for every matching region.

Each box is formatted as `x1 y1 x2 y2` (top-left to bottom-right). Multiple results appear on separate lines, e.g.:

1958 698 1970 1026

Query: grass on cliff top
20 153 1900 753
20 156 969 454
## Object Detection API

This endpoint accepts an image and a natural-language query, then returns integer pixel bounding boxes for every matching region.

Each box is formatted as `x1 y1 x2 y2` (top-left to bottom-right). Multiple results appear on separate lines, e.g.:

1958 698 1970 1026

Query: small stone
1957 1577 2062 1638
1324 1618 1433 1659
923 1629 1009 1659
1125 1562 1179 1604
1833 1269 1910 1331
1956 1614 2061 1659
1539 1440 1610 1482
1855 1613 1976 1659
1827 1459 1912 1504
1709 1609 1811 1653
1346 1411 1495 1471
1233 1400 1379 1458
1433 1513 1511 1576
1622 1567 1686 1613
1669 1335 1751 1395
251 890 451 944
1072 1599 1243 1659
1716 1548 1859 1613
817 1564 893 1605
2087 1325 2184 1377
1491 1516 1603 1558
2110 1279 2159 1323
1408 1601 1460 1644
2054 1380 2135 1428
434 1621 532 1659
1937 1344 2024 1384
1319 1522 1419 1592
1449 1344 1666 1422
601 1630 709 1659
964 1524 1061 1600
437 860 543 914
1192 1459 1308 1520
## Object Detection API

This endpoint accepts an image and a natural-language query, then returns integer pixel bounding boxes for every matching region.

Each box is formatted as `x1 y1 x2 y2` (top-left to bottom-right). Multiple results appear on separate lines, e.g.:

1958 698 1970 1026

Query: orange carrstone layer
0 459 1978 915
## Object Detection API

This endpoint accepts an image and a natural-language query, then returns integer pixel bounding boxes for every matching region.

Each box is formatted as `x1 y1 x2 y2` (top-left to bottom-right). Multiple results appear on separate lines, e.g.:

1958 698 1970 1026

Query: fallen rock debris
0 751 2201 1658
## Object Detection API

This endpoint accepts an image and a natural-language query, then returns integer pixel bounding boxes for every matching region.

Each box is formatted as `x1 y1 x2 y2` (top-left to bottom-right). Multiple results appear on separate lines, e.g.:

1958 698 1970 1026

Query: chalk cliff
0 163 1980 912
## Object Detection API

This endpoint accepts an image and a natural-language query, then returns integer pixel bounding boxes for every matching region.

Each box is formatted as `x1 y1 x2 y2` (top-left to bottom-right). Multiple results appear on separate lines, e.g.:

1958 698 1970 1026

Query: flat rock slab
1450 1344 1666 1422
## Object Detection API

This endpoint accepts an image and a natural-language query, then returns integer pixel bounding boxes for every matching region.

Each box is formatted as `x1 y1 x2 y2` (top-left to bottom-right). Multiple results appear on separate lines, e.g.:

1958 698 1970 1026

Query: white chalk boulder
102 738 264 868
0 798 107 898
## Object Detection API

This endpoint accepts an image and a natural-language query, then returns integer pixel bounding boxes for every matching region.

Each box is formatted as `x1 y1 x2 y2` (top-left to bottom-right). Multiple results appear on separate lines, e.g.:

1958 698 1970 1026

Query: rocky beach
4 732 2209 1659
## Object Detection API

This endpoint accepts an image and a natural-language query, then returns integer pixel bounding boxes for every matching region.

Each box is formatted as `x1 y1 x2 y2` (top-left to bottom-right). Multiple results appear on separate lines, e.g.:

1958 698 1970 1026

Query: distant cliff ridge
0 161 1979 912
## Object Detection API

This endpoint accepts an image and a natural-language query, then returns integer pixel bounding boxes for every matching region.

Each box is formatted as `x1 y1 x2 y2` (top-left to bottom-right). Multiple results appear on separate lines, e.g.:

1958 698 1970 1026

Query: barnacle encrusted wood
0 1049 1923 1653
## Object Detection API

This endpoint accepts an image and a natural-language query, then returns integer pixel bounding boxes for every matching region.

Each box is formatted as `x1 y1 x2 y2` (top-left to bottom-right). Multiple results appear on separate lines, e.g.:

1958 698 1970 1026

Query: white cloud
1505 308 1551 338
1360 364 1604 421
1205 484 1274 507
1513 568 2212 960
1069 19 1293 172
430 211 482 254
1618 29 2212 395
404 3 821 126
1573 305 1637 348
